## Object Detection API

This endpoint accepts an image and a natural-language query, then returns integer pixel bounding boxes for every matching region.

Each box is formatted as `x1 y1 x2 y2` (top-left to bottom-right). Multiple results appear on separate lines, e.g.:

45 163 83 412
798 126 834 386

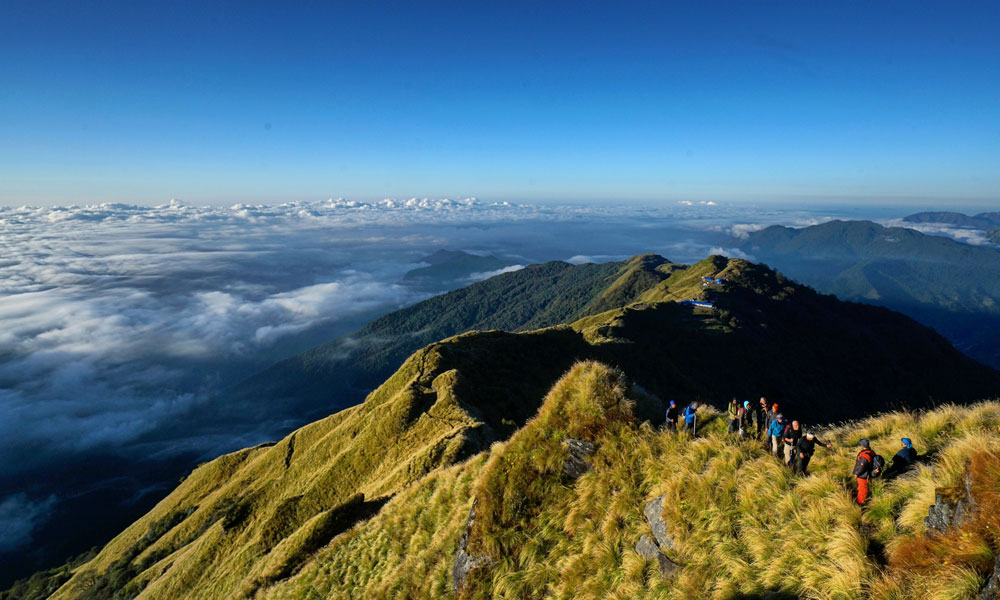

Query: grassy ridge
268 365 1000 600
26 362 1000 600
16 255 1000 600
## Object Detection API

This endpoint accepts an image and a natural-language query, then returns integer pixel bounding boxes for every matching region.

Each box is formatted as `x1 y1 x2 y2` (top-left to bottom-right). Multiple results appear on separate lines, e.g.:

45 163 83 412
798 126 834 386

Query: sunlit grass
44 357 1000 600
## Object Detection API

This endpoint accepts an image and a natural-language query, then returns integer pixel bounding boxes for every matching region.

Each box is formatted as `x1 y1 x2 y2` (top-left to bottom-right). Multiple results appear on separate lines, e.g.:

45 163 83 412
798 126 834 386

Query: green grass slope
271 366 1000 600
36 362 1000 600
17 255 1000 600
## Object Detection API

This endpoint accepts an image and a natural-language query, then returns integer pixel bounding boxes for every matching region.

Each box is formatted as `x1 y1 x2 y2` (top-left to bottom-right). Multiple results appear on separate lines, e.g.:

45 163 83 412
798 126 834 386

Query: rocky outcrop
453 502 491 596
635 534 679 578
643 494 675 551
635 494 679 579
925 467 976 534
562 438 596 479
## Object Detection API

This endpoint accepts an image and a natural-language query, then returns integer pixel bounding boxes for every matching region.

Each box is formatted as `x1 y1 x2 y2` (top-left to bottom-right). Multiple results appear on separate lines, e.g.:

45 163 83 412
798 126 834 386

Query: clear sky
2 1 999 206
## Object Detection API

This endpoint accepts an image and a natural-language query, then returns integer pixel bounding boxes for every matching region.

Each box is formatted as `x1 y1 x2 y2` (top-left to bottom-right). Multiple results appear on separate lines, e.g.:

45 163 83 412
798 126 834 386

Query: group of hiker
852 436 918 504
664 397 921 505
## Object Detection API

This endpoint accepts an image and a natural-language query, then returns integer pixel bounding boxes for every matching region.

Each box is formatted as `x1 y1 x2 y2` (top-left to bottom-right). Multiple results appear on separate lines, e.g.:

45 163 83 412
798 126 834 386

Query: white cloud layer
465 265 525 282
881 218 991 246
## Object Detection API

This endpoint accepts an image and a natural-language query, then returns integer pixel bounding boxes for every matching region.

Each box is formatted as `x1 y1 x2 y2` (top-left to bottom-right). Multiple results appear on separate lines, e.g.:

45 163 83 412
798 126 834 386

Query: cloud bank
0 196 912 574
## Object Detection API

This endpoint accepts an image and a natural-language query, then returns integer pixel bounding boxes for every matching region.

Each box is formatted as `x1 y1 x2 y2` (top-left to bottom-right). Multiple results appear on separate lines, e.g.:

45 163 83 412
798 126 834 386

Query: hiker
727 398 740 434
738 401 752 439
885 437 917 477
683 402 699 436
795 432 832 475
665 400 679 432
768 414 786 457
853 439 876 505
766 402 780 437
755 398 769 441
783 420 802 467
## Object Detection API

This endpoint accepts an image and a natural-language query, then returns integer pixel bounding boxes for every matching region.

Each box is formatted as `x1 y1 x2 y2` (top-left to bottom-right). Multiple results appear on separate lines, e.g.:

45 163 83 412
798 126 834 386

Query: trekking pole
693 413 697 438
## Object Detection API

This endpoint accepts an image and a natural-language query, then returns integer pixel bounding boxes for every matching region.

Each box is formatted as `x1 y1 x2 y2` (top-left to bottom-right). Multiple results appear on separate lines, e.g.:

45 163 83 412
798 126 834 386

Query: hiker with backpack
683 402 699 437
765 402 780 446
782 420 803 467
852 439 885 505
794 432 832 475
727 399 740 434
768 414 786 457
665 400 679 432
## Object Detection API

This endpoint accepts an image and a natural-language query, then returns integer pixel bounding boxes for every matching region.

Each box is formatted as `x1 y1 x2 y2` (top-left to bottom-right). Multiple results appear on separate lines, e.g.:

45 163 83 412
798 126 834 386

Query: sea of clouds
0 197 917 579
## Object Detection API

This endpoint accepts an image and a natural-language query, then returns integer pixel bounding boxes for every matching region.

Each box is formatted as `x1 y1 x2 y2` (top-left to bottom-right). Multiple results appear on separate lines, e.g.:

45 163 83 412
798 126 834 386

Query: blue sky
2 1 999 206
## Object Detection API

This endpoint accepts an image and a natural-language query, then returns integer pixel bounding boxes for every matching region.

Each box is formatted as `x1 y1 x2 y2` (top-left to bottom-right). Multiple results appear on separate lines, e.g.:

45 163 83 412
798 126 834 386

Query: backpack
871 453 886 477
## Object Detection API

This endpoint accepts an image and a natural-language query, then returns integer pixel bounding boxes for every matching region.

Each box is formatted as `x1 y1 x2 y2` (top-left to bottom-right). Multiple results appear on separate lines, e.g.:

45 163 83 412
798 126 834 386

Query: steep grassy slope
37 363 1000 600
221 254 678 423
23 256 1000 600
739 220 1000 368
279 373 1000 600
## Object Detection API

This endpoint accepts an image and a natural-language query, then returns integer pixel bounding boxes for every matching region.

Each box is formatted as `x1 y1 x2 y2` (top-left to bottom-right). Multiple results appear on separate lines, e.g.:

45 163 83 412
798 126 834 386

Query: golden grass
45 356 1000 600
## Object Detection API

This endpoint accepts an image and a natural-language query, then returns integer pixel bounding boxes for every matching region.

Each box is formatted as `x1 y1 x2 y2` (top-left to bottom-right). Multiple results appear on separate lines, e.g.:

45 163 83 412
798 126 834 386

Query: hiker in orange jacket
853 439 876 505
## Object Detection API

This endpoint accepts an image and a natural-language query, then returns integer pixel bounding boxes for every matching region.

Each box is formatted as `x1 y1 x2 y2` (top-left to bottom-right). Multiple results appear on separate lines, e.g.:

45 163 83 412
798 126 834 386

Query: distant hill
902 210 1000 230
25 255 1000 600
401 250 518 291
217 254 679 425
739 219 1000 368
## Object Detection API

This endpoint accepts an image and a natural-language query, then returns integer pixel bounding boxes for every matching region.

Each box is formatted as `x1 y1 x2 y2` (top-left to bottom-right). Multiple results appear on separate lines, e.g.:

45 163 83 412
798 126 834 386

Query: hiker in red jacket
853 439 876 505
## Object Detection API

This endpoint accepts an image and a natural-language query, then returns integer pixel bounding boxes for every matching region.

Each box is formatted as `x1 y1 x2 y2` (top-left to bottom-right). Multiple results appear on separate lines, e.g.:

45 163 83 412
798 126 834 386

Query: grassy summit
10 255 1000 600
34 364 1000 600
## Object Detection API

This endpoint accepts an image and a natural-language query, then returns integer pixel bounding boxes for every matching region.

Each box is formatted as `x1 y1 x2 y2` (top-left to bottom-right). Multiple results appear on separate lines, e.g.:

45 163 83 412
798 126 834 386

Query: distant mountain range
902 210 1000 230
18 254 999 600
738 219 1000 367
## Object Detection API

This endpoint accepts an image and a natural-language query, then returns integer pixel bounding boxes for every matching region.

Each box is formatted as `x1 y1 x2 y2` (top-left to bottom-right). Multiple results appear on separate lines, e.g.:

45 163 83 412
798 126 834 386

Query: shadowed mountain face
902 211 1000 230
217 254 679 426
16 255 999 600
739 220 1000 368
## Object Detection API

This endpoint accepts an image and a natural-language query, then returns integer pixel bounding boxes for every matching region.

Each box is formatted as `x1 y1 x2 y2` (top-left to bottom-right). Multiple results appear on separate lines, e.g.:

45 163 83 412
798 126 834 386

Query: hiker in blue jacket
768 414 785 457
683 402 699 436
885 437 917 477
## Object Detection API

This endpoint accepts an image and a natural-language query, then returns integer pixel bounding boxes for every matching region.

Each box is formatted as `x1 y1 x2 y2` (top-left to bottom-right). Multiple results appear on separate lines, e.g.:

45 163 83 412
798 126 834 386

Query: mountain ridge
739 219 1000 368
16 254 1000 600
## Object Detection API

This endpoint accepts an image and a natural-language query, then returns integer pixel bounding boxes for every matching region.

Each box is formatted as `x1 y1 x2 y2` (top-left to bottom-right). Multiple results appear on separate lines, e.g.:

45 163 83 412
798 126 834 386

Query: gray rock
453 502 491 596
978 555 1000 599
562 438 596 479
925 463 978 534
643 494 674 551
635 534 679 578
